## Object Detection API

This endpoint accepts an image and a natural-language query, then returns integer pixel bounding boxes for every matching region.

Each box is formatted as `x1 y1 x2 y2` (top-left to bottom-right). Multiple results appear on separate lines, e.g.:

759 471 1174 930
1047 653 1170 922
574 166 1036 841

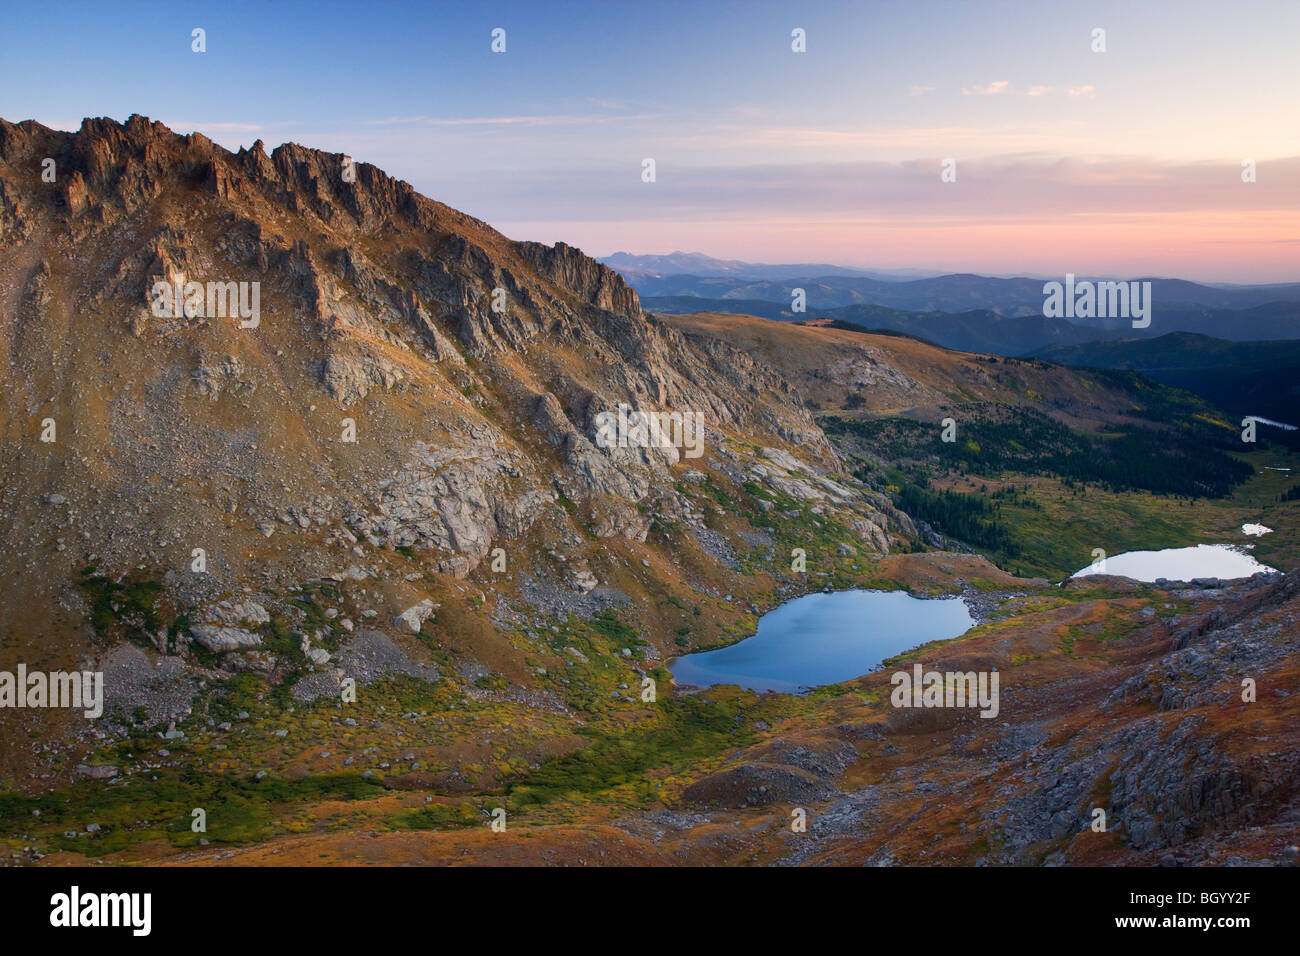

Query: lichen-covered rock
189 625 262 653
394 598 438 634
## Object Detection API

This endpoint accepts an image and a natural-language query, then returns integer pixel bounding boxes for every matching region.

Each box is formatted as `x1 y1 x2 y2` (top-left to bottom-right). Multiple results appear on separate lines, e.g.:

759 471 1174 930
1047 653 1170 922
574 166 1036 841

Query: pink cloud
962 80 1010 96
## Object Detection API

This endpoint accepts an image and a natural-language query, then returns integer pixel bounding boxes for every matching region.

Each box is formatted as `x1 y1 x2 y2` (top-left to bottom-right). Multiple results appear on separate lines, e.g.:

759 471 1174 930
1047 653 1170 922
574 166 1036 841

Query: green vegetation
0 771 383 857
590 609 641 649
391 802 480 830
77 568 166 648
893 478 1019 557
824 403 1252 499
818 396 1298 577
505 694 757 806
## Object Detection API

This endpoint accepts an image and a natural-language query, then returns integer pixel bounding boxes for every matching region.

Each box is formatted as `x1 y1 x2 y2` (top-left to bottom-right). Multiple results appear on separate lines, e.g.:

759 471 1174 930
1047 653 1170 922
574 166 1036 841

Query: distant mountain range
642 295 1300 354
620 256 1300 422
598 251 937 282
622 270 1300 319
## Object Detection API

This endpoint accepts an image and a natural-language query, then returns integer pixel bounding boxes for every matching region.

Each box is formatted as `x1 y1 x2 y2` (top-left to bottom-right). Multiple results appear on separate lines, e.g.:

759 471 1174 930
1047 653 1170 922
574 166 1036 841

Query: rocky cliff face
0 114 900 688
516 240 642 318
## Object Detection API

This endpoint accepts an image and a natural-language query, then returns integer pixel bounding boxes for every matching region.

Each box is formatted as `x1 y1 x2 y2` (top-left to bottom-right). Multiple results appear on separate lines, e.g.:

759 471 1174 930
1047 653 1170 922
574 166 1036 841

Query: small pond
669 589 974 693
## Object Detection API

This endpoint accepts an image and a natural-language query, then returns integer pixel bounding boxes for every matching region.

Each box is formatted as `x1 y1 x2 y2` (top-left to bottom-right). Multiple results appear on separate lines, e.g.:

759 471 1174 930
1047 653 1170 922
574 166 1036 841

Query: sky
2 0 1298 281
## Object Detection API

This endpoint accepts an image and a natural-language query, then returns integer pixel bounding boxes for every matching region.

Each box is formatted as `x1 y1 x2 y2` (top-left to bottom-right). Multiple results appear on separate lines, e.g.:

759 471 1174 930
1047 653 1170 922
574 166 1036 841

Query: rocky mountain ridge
0 115 908 742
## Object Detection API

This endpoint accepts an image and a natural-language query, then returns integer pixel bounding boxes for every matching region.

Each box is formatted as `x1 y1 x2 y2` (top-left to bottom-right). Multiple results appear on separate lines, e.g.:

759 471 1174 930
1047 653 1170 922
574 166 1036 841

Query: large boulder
189 625 262 653
394 598 438 634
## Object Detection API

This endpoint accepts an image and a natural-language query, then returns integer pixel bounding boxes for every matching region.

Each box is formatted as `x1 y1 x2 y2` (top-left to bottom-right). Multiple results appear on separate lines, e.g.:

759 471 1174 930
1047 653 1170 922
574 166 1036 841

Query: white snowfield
1071 544 1278 583
1242 523 1274 537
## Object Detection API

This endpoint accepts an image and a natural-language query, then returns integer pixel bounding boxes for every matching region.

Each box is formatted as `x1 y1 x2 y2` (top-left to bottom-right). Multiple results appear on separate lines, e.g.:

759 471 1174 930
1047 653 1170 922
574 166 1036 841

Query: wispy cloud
962 80 1010 96
960 81 1097 100
1026 84 1096 98
364 113 656 128
450 155 1300 223
160 121 266 132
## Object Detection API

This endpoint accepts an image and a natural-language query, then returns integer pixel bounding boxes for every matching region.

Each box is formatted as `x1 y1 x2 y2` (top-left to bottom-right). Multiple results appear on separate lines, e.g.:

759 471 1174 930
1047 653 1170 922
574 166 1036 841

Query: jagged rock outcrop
516 240 641 318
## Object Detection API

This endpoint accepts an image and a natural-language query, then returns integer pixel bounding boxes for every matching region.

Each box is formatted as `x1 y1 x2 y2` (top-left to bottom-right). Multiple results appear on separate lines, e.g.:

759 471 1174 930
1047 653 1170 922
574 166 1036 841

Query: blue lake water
669 589 975 693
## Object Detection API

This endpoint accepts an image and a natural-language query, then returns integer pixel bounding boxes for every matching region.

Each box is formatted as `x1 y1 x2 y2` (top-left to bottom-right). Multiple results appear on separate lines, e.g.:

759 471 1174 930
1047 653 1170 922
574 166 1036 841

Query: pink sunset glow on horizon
502 210 1300 285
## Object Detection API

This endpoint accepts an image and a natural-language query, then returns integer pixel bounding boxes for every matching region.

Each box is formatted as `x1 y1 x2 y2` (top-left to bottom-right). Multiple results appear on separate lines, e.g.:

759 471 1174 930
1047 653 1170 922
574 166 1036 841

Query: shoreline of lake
668 587 977 695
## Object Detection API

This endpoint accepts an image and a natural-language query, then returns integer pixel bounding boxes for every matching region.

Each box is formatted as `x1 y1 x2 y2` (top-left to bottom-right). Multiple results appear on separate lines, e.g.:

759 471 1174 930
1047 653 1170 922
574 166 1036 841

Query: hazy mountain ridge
645 297 1112 354
625 268 1300 330
599 251 933 282
1035 332 1300 425
645 294 1300 355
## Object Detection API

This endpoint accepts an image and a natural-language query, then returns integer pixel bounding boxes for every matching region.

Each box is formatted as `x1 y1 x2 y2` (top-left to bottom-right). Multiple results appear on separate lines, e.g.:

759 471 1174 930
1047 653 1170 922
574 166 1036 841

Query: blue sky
2 0 1297 279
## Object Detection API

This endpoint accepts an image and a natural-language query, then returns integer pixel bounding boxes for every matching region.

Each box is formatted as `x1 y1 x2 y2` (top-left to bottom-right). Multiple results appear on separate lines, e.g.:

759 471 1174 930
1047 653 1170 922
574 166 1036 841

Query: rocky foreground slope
155 566 1297 868
0 116 1294 866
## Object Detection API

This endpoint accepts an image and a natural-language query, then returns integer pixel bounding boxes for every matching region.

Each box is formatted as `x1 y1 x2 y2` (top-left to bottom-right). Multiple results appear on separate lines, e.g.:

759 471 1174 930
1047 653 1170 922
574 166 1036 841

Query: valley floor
7 552 1297 868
